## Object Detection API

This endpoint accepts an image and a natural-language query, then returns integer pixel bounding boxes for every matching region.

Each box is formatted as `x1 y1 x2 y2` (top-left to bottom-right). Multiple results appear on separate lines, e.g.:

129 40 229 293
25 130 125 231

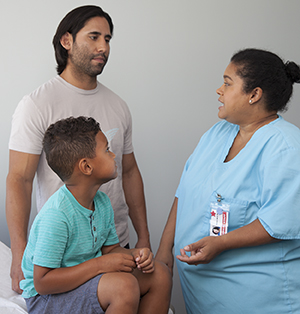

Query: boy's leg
25 274 105 314
134 260 172 314
97 272 140 314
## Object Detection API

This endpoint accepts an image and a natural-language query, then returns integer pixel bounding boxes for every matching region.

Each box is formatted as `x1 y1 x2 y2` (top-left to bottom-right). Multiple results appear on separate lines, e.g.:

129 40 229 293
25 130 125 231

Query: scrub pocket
209 191 249 233
225 197 249 232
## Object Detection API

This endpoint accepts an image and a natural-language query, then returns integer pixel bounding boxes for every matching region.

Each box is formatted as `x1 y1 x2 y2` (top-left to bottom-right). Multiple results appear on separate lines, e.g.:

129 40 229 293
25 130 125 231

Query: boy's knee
113 272 140 302
146 261 173 293
118 273 140 297
117 273 140 308
154 260 172 289
98 272 140 311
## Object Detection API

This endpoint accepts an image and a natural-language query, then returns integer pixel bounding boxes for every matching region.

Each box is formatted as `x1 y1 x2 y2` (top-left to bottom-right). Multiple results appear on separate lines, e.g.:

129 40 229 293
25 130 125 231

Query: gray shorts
25 274 104 314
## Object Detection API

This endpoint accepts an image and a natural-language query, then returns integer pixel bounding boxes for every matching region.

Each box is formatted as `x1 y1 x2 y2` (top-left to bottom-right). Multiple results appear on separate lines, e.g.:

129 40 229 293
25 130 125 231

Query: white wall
1 1 300 313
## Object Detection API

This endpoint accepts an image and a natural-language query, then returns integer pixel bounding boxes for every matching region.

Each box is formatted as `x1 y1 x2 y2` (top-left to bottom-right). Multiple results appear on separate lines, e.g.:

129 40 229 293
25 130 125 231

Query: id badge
210 197 229 236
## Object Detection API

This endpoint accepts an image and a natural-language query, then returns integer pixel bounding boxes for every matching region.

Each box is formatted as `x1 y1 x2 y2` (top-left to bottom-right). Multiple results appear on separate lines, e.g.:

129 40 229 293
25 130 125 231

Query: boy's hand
99 253 137 273
132 248 154 273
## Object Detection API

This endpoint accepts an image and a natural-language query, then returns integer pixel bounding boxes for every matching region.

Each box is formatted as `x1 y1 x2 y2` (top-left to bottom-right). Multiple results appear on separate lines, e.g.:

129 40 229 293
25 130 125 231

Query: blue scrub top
175 116 300 314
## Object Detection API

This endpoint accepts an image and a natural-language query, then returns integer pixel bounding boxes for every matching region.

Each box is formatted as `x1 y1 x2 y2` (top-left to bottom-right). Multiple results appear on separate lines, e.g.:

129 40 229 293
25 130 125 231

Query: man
6 5 151 294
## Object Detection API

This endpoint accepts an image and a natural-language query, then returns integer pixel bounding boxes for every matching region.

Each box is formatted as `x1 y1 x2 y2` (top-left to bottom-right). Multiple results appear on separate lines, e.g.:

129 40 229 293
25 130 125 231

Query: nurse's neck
238 112 278 142
224 112 278 162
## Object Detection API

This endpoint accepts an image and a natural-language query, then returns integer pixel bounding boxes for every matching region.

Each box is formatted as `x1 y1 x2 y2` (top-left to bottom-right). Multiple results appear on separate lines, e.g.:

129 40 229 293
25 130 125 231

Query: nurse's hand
176 236 224 265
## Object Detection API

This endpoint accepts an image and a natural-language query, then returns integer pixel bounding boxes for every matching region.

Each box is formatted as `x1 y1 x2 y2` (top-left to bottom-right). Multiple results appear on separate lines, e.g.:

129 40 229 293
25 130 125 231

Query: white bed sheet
0 241 28 314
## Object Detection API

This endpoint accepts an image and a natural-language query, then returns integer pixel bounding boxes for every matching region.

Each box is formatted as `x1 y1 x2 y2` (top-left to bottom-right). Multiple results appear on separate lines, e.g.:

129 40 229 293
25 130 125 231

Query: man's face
69 16 112 77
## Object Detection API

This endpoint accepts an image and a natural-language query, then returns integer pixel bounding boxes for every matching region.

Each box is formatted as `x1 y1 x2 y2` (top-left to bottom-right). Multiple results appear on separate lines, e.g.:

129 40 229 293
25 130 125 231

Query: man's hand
10 256 24 294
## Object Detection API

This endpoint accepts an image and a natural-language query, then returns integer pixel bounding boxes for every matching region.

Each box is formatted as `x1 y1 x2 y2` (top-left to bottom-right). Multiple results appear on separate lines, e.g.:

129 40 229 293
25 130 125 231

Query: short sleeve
9 96 45 154
32 209 69 268
258 149 300 239
122 103 133 155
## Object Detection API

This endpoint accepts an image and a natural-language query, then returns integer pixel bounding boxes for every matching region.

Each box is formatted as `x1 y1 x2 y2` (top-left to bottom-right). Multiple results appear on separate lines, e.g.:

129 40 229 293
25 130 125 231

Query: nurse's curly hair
43 116 101 181
231 48 300 112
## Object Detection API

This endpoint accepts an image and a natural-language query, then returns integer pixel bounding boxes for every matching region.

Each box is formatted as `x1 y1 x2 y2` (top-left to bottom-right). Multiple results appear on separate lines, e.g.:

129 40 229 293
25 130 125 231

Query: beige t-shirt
9 76 133 246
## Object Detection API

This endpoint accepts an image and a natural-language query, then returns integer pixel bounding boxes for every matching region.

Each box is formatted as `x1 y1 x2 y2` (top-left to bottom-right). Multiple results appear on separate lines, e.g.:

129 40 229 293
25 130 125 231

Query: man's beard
70 43 108 77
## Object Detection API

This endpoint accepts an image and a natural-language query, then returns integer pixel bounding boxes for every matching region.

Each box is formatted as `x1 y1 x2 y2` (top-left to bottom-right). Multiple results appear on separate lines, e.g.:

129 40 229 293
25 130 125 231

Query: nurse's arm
155 197 177 275
176 218 279 265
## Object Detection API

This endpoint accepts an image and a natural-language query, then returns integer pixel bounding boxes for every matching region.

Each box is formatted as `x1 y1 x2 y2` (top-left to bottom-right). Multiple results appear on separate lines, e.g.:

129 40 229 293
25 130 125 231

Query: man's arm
155 197 177 274
122 153 151 249
6 150 40 293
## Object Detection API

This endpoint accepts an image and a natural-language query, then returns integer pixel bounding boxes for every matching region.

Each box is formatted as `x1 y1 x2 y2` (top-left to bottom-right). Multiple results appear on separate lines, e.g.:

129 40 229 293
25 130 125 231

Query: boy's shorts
25 274 104 314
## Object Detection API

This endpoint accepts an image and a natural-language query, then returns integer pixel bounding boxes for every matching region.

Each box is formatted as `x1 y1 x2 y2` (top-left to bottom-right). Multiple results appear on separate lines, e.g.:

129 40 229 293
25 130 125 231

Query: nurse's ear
249 87 263 105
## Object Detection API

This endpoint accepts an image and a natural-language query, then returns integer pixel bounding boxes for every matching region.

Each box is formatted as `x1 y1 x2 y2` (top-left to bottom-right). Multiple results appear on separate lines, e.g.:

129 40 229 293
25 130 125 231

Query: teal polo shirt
21 185 119 298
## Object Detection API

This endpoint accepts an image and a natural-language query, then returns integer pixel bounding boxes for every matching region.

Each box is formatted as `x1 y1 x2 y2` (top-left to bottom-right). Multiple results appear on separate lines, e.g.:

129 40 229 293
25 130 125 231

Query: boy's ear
60 32 73 51
78 158 93 176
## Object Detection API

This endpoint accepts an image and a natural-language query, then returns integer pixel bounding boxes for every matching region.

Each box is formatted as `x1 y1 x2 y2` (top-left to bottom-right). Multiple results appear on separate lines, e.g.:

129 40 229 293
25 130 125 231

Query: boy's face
91 131 117 183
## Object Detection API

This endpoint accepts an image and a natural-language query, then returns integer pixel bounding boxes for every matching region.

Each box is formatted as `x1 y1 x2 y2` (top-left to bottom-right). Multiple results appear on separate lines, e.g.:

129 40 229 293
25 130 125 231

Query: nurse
156 48 300 314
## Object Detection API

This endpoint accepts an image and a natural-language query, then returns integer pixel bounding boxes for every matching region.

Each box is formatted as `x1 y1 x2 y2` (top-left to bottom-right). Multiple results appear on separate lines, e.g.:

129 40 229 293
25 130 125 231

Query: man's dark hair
52 5 114 75
43 116 101 181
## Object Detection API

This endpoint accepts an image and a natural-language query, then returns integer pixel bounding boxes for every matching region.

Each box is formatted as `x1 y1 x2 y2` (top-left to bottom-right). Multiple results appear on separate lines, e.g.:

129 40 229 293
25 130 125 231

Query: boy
20 116 172 314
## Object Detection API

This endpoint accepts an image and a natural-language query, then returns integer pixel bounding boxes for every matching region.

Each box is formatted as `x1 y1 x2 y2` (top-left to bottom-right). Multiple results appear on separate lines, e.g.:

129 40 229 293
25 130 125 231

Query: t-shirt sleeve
258 148 300 239
122 102 134 155
32 209 69 268
9 95 45 154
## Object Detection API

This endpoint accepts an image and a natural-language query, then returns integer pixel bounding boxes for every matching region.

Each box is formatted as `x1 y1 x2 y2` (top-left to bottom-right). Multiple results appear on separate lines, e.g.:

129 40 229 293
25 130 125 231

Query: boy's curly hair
43 116 101 181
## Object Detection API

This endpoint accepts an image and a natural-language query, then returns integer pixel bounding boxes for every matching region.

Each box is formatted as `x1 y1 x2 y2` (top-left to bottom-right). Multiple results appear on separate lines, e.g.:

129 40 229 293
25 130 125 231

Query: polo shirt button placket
93 217 98 243
91 214 97 244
